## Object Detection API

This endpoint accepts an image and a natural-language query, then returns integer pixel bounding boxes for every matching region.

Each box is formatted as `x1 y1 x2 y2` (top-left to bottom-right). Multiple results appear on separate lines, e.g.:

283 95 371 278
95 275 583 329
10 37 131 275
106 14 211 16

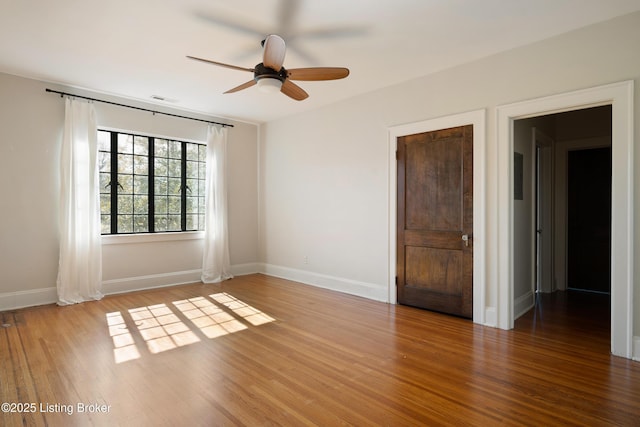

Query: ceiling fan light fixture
187 34 348 101
257 77 283 93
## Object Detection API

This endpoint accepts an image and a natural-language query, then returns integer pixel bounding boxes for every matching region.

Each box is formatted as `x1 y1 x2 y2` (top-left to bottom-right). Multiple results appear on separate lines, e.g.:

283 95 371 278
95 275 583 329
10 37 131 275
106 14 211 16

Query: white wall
0 73 63 308
0 72 259 309
512 119 535 316
259 12 640 334
259 106 390 300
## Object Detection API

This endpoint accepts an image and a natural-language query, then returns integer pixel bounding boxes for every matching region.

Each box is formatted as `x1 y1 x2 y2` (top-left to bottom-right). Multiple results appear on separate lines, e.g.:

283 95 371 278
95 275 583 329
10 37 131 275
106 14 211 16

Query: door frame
532 127 554 296
496 80 634 358
388 109 486 324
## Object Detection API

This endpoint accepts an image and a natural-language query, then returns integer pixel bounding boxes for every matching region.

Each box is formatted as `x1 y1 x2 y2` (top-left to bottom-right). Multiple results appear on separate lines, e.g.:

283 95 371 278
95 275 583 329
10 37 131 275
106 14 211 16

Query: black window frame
98 129 206 235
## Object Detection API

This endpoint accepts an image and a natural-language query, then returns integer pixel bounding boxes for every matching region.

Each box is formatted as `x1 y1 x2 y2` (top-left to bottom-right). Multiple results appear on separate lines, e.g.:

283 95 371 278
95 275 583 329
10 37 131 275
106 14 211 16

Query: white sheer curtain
56 98 103 305
201 125 233 283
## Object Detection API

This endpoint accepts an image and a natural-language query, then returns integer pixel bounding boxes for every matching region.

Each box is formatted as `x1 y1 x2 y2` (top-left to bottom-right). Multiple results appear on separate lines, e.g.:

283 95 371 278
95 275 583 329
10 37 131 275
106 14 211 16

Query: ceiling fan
186 34 349 101
195 0 367 64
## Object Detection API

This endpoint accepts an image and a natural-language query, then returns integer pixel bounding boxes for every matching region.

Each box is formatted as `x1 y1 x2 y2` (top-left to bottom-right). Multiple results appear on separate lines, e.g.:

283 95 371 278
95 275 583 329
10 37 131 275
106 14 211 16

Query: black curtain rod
45 88 233 128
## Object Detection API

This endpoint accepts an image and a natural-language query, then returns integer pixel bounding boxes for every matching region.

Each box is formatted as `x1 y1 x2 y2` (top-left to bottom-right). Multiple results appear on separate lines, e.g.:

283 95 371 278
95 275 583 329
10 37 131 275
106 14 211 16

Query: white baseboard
101 269 202 296
514 291 534 320
0 287 57 312
258 263 388 302
231 262 261 276
633 336 640 362
0 263 261 312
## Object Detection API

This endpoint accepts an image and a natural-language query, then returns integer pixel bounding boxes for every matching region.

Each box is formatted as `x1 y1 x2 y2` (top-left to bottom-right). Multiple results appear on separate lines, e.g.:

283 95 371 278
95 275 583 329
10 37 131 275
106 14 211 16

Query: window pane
198 144 206 162
186 214 196 230
118 154 133 174
186 143 198 161
101 215 111 234
155 215 167 232
98 152 110 172
118 215 133 233
168 178 181 195
168 159 181 178
155 196 167 214
118 195 133 214
168 196 181 214
118 134 133 154
155 177 167 195
100 194 111 215
186 179 197 195
186 161 198 179
134 215 148 233
155 139 168 157
118 174 133 194
134 136 148 155
198 214 205 231
167 215 181 231
134 175 148 194
169 140 181 159
99 172 111 192
186 197 196 214
134 155 148 175
134 196 148 214
155 158 167 176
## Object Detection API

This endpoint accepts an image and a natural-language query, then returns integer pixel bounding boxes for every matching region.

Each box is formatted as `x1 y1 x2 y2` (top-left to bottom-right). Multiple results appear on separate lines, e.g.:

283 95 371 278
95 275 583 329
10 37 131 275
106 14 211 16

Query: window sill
101 231 205 245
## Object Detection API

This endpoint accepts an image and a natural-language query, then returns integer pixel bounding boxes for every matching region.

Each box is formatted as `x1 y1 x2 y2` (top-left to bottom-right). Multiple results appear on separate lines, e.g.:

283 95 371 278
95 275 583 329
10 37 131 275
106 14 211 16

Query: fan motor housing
254 63 287 83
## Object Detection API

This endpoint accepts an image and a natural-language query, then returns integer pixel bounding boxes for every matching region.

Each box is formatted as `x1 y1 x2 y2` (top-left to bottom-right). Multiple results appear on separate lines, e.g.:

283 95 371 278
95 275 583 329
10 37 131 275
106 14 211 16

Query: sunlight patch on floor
106 293 276 363
106 311 141 363
210 293 276 326
173 296 247 339
129 303 201 354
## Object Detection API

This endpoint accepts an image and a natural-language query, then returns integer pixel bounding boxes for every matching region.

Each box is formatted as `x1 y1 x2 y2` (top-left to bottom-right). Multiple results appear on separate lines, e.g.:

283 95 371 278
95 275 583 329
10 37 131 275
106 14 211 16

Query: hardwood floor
514 290 612 351
1 275 639 426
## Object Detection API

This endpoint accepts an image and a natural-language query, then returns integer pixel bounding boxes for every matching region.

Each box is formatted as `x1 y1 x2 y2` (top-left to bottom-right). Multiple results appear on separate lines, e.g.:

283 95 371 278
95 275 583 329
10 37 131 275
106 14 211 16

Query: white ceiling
2 0 640 123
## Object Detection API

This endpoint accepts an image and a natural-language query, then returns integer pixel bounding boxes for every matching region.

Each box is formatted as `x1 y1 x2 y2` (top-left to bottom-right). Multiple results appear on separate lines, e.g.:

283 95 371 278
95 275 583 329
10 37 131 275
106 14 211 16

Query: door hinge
395 150 399 160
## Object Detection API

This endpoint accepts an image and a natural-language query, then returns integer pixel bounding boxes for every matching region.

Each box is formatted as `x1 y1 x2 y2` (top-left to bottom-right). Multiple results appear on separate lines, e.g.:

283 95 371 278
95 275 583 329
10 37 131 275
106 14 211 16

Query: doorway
497 81 633 359
514 106 612 326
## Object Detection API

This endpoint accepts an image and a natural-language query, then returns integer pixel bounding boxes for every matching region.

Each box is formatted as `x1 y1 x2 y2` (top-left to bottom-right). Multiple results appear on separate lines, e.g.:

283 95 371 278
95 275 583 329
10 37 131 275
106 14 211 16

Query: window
98 130 206 234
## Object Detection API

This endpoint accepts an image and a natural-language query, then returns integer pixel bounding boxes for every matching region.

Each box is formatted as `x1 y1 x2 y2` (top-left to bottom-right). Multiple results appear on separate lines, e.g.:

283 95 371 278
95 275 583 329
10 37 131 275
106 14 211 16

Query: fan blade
292 26 368 40
285 43 319 65
287 67 350 81
263 35 286 70
281 80 308 101
186 56 254 73
277 0 299 35
224 80 257 94
194 11 266 38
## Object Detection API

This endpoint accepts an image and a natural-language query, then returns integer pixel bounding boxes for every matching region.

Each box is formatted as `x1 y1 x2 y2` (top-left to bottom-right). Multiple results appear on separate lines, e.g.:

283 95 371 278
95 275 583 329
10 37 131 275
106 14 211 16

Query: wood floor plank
1 275 640 426
1 313 46 427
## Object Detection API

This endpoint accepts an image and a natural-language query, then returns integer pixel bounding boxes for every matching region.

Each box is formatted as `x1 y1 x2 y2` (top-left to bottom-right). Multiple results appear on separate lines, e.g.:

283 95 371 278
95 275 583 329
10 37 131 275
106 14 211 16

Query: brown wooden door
397 125 473 318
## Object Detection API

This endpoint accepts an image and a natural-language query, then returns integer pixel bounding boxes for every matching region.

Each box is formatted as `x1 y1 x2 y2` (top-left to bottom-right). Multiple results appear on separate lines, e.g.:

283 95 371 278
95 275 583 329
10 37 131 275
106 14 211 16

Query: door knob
462 234 470 247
